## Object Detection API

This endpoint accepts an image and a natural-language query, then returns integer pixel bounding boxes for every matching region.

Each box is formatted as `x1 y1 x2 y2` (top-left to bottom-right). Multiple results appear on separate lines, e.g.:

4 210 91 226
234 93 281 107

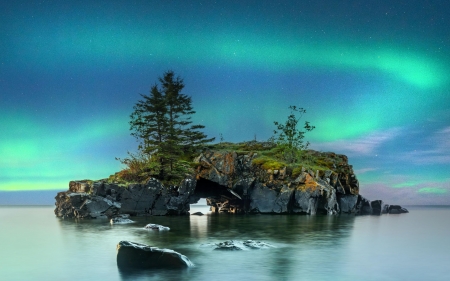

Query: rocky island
54 142 408 219
55 72 408 219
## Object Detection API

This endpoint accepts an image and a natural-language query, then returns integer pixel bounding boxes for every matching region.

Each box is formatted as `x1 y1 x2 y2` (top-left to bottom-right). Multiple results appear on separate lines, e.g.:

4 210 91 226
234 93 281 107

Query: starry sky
1 0 449 205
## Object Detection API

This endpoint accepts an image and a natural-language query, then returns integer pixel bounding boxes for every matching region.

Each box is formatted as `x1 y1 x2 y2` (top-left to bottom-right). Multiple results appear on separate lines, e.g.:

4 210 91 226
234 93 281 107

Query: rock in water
57 147 409 217
214 240 243 251
242 240 274 249
388 205 409 214
371 200 383 215
116 241 193 269
191 212 204 216
212 240 274 250
110 215 135 224
144 223 170 231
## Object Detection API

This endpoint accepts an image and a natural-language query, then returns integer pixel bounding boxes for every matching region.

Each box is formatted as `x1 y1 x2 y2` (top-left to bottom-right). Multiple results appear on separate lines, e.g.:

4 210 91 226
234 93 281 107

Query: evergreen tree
128 71 214 181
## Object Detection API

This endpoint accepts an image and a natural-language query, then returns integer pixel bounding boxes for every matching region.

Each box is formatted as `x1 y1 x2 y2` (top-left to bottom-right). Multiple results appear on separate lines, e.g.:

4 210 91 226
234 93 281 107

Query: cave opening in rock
191 178 245 214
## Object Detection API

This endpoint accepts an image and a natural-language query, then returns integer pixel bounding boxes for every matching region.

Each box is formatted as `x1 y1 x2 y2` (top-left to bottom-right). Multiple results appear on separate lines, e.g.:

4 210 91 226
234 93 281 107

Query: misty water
1 205 449 281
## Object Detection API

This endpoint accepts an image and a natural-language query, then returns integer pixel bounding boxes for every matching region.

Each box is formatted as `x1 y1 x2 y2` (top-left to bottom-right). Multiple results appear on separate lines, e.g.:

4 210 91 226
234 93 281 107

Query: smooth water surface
1 206 449 280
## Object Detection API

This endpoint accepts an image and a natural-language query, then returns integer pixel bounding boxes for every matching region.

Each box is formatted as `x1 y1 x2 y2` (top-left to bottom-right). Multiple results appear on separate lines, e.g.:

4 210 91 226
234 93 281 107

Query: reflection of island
54 143 408 219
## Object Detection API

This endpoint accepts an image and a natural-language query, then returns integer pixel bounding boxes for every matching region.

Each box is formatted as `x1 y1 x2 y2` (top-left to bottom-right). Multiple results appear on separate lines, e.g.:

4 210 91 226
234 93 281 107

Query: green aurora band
2 6 449 196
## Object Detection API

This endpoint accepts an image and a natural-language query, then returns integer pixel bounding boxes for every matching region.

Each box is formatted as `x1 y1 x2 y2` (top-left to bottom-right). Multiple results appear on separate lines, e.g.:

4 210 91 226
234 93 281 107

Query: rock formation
205 240 274 251
116 241 193 269
110 214 135 224
54 176 196 218
144 224 170 231
54 146 408 218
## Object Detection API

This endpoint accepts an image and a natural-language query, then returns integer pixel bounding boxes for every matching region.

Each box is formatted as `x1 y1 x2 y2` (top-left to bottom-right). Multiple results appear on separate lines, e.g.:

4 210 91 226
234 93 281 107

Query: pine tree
128 71 214 181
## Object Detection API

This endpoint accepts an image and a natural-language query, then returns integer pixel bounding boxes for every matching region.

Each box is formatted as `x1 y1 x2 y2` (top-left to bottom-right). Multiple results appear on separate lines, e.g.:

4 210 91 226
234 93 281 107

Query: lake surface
1 205 449 280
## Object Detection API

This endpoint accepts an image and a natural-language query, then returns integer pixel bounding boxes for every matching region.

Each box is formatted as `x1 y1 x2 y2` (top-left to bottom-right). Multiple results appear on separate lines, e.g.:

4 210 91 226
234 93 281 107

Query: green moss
315 159 334 169
235 150 250 156
189 162 201 169
261 160 285 170
251 156 286 170
292 167 303 178
252 157 268 166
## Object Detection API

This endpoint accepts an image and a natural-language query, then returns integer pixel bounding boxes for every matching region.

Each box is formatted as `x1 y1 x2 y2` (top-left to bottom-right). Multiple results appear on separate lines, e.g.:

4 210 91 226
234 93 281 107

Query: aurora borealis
1 0 449 205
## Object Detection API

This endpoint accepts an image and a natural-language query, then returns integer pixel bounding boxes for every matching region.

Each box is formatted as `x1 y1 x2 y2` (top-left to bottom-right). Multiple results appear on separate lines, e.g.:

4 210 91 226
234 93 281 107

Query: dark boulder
117 241 193 269
371 200 383 215
356 195 372 215
191 212 204 216
388 205 409 214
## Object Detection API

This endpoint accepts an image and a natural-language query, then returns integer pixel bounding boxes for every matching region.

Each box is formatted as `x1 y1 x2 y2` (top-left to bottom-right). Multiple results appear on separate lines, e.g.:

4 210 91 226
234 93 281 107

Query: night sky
1 0 449 205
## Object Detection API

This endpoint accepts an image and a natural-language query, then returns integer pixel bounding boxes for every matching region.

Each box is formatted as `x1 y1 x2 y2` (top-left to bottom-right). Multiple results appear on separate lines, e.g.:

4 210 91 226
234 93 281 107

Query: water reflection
56 211 357 281
118 267 194 281
3 206 449 280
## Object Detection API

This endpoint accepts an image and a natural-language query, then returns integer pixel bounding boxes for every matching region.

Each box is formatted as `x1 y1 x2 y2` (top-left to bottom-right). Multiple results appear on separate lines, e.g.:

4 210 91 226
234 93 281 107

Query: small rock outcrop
387 205 409 214
116 241 193 269
370 200 383 215
54 191 120 219
202 240 274 251
54 176 197 219
195 149 360 215
144 224 170 231
110 214 135 224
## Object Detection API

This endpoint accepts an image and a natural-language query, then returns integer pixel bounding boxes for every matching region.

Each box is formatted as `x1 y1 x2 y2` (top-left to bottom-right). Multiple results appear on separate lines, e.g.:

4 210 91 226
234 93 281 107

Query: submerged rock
110 215 135 224
210 240 274 251
214 240 242 251
116 241 193 269
191 212 204 216
242 240 274 249
144 223 170 231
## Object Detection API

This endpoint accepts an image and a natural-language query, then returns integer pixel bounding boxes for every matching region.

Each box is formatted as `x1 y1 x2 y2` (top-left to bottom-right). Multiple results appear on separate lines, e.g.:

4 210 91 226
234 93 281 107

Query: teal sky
1 0 449 205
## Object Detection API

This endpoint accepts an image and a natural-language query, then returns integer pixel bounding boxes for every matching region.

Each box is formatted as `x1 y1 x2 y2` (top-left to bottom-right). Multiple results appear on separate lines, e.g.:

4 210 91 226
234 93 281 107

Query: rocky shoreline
54 149 408 218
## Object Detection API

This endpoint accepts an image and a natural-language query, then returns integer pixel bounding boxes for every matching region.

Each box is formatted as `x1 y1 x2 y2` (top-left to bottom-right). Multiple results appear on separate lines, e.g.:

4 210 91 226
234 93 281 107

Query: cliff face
54 177 196 219
194 150 361 215
54 149 407 218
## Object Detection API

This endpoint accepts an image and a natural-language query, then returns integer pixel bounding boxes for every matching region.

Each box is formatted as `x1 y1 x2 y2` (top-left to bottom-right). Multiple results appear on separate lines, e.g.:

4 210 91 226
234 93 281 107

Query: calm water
1 205 449 281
